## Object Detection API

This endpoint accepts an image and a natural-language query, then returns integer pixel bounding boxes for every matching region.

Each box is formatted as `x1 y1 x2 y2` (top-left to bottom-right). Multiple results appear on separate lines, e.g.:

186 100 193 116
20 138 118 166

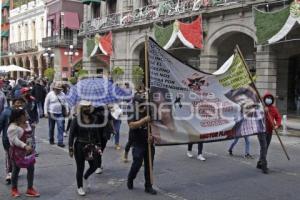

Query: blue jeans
229 136 250 155
113 119 121 145
37 101 44 117
48 113 65 144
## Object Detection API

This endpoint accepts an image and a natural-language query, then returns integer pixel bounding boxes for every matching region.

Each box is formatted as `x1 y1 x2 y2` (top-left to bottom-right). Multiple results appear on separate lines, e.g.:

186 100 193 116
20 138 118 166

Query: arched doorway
287 55 300 115
211 31 256 73
33 55 39 77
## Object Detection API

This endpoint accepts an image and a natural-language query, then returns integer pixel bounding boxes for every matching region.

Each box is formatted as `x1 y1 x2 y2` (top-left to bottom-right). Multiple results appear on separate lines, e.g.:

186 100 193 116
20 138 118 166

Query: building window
41 17 44 38
92 3 101 18
32 21 36 43
47 20 53 37
63 28 73 41
108 0 117 14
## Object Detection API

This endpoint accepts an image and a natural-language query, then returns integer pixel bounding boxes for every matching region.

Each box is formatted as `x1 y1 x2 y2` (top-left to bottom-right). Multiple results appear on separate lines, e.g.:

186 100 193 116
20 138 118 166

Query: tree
44 68 55 81
132 66 144 88
111 66 125 81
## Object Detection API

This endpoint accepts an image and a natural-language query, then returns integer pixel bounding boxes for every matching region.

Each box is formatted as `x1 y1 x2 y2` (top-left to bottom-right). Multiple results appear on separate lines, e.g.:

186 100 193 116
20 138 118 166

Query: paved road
0 119 300 200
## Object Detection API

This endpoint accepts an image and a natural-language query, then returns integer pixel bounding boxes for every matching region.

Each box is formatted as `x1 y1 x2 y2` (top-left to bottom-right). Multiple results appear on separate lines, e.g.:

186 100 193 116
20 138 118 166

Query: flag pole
235 45 290 160
144 35 154 184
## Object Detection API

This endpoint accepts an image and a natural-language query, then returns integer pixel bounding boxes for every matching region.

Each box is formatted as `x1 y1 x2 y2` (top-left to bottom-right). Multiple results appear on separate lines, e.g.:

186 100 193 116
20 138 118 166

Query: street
1 118 300 200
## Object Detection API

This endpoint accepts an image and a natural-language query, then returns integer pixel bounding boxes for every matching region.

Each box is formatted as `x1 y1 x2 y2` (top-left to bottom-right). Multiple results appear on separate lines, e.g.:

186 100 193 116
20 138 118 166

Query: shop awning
63 12 80 30
1 30 9 37
2 0 9 8
81 0 101 5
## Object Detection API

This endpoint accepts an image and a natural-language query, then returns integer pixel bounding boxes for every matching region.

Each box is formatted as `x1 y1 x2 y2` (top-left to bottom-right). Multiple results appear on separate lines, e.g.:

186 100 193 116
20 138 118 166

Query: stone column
38 55 43 78
199 54 218 73
16 58 21 79
22 57 27 78
275 56 289 114
255 45 277 96
53 49 62 81
29 56 35 77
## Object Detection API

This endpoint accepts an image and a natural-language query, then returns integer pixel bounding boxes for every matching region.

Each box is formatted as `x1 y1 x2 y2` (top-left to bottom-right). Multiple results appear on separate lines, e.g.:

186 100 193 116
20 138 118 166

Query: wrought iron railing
10 40 37 53
41 35 83 48
80 0 244 35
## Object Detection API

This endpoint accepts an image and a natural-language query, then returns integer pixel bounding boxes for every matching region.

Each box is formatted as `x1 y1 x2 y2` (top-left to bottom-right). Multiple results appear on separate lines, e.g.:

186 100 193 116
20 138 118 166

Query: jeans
229 136 250 154
128 145 155 188
36 101 44 117
113 119 121 145
74 142 100 188
48 113 65 144
188 142 203 155
257 132 272 168
11 160 34 189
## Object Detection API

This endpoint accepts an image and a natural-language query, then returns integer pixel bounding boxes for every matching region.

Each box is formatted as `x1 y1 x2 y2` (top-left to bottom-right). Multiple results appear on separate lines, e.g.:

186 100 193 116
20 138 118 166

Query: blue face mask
265 98 273 105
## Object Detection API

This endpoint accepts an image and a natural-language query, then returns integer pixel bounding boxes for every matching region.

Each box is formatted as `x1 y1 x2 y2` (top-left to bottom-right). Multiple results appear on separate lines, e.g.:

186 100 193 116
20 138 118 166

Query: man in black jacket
127 90 157 195
31 79 46 118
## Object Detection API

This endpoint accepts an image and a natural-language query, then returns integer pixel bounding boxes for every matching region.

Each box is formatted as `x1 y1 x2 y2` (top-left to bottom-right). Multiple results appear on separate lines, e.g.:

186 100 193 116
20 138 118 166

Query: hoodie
263 92 282 134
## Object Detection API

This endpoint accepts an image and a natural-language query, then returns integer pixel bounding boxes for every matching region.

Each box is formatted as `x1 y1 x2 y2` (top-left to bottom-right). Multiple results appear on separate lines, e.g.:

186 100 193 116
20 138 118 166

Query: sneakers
197 154 206 161
127 179 133 190
145 187 157 195
228 150 233 156
122 152 129 163
244 154 253 159
77 187 86 196
115 144 121 150
63 132 68 137
11 187 20 198
6 173 11 185
57 143 65 148
186 151 193 158
95 167 103 174
25 187 40 197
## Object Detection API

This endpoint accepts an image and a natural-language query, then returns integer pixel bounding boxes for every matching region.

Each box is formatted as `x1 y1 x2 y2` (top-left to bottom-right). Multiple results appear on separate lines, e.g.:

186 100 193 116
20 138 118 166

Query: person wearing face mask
69 100 103 196
257 92 282 174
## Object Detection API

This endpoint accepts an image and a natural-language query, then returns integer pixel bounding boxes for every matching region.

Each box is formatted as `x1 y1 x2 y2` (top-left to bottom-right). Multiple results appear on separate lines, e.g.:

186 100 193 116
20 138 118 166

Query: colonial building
41 0 83 80
1 0 11 62
0 0 47 78
79 0 300 116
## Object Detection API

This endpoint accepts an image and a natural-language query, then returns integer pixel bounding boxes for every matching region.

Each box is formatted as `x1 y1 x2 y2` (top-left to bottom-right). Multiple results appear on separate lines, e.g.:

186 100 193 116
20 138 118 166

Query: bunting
154 16 203 49
90 31 113 57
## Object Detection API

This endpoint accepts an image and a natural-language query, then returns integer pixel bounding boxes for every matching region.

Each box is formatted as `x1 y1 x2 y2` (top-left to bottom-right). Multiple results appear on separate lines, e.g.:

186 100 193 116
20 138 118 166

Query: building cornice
10 7 46 24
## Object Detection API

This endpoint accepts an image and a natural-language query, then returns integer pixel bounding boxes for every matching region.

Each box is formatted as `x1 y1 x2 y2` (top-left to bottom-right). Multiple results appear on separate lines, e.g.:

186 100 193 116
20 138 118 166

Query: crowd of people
0 76 282 198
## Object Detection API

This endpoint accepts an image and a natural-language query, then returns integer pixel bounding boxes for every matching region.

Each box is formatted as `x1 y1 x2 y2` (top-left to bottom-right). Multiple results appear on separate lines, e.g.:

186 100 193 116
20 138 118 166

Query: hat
21 87 30 94
79 100 92 107
53 82 63 90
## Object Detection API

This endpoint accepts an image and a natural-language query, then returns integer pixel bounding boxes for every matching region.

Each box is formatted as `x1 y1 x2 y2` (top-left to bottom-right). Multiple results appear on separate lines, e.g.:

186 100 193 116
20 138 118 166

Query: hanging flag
154 16 203 49
148 38 265 145
90 31 113 57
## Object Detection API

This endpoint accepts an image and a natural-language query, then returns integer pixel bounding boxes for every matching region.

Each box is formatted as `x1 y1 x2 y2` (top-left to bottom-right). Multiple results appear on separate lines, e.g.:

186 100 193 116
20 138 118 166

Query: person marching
69 100 103 196
127 89 157 195
257 92 282 174
7 108 39 197
228 136 253 158
186 142 206 161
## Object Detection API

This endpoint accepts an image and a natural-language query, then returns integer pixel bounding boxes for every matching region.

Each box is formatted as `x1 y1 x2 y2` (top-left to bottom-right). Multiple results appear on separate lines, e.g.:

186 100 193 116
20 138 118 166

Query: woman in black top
69 100 102 196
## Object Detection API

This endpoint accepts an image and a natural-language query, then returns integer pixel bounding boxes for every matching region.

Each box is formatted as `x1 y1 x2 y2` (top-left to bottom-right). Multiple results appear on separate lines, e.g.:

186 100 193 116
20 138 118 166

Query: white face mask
265 98 273 105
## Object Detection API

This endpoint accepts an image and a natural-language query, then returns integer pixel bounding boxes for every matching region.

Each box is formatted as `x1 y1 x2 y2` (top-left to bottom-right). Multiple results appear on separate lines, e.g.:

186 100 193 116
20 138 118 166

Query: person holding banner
228 136 253 158
127 90 157 195
256 92 281 174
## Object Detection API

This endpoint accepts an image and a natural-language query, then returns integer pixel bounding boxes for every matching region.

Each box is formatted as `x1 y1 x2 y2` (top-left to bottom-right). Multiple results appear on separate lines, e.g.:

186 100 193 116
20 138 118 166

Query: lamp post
64 44 79 77
43 47 55 68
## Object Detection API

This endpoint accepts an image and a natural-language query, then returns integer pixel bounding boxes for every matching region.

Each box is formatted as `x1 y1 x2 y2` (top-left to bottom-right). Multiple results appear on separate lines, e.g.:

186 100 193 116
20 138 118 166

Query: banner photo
148 38 266 145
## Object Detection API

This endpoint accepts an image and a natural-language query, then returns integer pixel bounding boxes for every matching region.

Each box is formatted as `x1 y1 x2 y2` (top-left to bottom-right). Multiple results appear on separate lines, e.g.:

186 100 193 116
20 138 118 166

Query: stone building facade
76 0 300 115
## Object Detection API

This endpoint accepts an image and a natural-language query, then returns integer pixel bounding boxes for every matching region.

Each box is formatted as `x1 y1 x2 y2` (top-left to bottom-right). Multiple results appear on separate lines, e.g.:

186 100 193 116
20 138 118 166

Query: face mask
265 98 273 105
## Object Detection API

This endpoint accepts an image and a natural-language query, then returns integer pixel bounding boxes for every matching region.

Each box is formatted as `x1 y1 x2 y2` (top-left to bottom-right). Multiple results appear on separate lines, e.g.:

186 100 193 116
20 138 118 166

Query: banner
148 38 266 145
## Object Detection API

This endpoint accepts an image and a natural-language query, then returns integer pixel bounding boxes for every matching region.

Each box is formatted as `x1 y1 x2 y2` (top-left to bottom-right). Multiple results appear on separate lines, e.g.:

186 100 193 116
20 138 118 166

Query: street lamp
64 45 79 76
43 47 55 68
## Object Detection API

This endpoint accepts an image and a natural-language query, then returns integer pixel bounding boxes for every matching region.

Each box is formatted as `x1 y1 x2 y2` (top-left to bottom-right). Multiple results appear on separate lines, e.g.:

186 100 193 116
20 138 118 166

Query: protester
31 79 47 118
127 90 157 195
257 92 282 174
69 100 102 196
44 82 69 147
228 136 253 158
187 142 206 161
7 108 39 197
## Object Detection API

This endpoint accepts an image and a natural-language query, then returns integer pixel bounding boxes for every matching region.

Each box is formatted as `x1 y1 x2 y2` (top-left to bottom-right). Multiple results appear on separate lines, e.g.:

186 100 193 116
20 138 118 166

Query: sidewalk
279 116 300 137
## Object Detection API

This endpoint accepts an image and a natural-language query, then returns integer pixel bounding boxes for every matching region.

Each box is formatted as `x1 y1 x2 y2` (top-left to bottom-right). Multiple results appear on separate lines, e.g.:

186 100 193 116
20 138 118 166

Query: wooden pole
235 45 290 160
144 35 154 184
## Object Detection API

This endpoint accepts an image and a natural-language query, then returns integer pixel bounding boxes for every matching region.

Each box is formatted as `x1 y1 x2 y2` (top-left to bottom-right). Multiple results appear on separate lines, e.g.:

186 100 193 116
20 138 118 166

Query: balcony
41 35 83 48
10 40 37 53
79 0 247 35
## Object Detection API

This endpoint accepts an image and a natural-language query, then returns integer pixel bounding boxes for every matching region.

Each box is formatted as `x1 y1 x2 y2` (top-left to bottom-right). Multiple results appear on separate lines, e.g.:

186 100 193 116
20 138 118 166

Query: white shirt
8 123 27 148
44 91 68 114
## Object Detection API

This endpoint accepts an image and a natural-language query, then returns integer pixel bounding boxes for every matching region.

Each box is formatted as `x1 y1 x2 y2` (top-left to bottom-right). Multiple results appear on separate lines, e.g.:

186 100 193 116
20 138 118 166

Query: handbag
83 144 102 161
56 94 69 117
10 129 35 168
